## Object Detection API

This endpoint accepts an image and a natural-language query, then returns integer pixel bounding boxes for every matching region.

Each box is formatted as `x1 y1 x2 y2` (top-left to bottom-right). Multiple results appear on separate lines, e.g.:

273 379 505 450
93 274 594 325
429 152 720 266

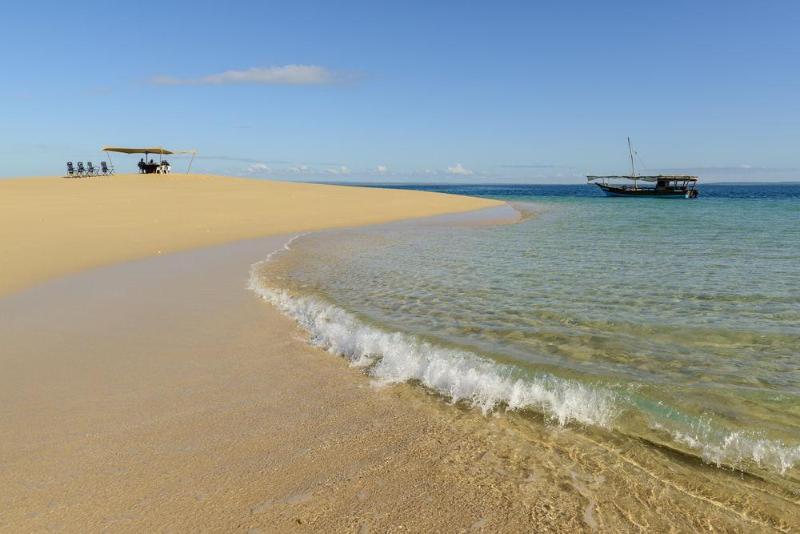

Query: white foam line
652 421 800 475
247 235 617 428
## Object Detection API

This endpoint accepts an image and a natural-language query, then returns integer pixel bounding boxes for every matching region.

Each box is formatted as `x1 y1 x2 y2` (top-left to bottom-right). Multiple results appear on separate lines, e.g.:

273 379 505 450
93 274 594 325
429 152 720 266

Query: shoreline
0 178 527 530
0 229 570 532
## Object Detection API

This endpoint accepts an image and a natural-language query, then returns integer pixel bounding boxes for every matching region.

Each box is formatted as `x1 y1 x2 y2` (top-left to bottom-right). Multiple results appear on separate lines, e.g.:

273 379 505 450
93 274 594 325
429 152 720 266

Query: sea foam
248 236 617 428
653 420 800 475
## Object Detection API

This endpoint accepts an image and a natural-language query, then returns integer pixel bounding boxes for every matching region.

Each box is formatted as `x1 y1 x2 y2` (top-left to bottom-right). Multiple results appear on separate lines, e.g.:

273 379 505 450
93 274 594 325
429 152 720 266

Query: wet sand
2 226 797 532
0 234 558 531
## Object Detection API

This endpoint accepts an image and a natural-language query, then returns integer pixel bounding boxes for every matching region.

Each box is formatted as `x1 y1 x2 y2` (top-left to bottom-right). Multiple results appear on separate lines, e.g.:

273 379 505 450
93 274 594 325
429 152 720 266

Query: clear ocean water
250 183 800 481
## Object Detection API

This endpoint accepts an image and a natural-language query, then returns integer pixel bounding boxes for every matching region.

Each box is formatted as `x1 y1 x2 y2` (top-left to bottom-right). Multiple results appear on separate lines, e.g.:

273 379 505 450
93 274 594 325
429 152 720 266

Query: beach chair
76 162 86 177
100 161 113 175
86 162 97 176
66 161 76 178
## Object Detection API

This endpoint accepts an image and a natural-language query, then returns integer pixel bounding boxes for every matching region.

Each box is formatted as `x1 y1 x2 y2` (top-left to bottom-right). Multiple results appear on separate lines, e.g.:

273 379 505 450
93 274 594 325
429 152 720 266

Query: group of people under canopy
102 146 197 175
138 158 171 174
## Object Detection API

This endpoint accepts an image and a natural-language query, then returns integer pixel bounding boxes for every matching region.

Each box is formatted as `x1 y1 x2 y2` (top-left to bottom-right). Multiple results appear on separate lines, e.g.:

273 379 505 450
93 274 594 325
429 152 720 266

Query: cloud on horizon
325 165 351 176
192 157 799 184
244 162 271 174
151 65 342 86
446 163 473 176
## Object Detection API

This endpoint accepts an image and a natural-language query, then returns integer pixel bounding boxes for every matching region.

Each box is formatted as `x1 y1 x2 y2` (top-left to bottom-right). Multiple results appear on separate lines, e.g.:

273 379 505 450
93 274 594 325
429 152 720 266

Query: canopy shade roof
587 175 698 182
103 146 175 155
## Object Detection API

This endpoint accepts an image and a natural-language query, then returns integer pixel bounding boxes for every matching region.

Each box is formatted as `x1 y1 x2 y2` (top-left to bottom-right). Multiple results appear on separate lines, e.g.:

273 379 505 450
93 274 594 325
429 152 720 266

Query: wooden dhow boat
588 138 699 198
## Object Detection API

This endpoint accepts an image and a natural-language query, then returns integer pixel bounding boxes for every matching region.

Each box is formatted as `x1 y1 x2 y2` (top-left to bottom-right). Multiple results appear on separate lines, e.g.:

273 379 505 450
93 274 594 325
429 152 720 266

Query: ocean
249 183 800 490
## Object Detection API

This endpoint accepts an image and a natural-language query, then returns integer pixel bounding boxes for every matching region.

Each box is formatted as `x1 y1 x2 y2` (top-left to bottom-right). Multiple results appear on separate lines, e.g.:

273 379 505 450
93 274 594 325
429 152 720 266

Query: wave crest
249 257 617 428
654 421 800 475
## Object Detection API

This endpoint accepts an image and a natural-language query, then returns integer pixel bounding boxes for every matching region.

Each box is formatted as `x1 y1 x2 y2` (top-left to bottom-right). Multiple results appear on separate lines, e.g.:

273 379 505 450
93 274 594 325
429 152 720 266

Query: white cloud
326 165 351 175
287 164 311 174
446 163 473 176
244 162 270 174
376 165 388 174
151 65 338 86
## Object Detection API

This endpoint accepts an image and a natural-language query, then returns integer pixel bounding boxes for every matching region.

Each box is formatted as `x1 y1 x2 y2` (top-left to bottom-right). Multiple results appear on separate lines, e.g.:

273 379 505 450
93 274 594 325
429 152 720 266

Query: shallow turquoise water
253 184 800 476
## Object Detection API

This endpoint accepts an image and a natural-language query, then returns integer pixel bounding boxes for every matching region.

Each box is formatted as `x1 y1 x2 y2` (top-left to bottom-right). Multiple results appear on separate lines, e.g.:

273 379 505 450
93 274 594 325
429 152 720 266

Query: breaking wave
248 238 617 428
652 420 800 475
248 235 800 476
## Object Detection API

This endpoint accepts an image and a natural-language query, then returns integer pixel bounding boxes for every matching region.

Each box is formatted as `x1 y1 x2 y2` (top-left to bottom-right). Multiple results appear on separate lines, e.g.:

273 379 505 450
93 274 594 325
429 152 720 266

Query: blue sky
2 1 799 182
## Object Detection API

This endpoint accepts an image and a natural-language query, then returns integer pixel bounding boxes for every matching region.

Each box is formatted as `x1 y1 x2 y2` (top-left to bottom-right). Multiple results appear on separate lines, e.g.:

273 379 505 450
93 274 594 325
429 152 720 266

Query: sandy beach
0 174 500 297
2 226 591 531
1 175 796 532
1 175 536 531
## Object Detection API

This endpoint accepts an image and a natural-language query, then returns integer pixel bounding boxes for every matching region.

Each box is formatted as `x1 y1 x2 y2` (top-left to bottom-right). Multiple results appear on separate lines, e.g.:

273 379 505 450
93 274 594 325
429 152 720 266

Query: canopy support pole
187 151 196 174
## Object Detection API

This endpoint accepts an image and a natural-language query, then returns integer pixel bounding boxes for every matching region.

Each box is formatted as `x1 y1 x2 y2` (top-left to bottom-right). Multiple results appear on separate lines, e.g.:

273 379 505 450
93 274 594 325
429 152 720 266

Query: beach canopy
102 146 198 173
103 146 175 155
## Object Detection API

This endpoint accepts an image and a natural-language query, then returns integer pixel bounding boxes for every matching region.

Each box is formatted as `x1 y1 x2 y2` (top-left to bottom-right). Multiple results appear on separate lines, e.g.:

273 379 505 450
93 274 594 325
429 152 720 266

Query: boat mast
628 136 638 188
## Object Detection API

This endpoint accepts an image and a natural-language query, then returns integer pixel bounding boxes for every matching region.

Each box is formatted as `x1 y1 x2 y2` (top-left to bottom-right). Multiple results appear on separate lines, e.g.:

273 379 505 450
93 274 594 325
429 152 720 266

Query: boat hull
595 183 697 198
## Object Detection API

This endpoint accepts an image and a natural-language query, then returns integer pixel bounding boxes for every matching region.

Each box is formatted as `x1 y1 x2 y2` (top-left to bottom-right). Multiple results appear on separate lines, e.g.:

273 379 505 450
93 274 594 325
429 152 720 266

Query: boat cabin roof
587 175 698 182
